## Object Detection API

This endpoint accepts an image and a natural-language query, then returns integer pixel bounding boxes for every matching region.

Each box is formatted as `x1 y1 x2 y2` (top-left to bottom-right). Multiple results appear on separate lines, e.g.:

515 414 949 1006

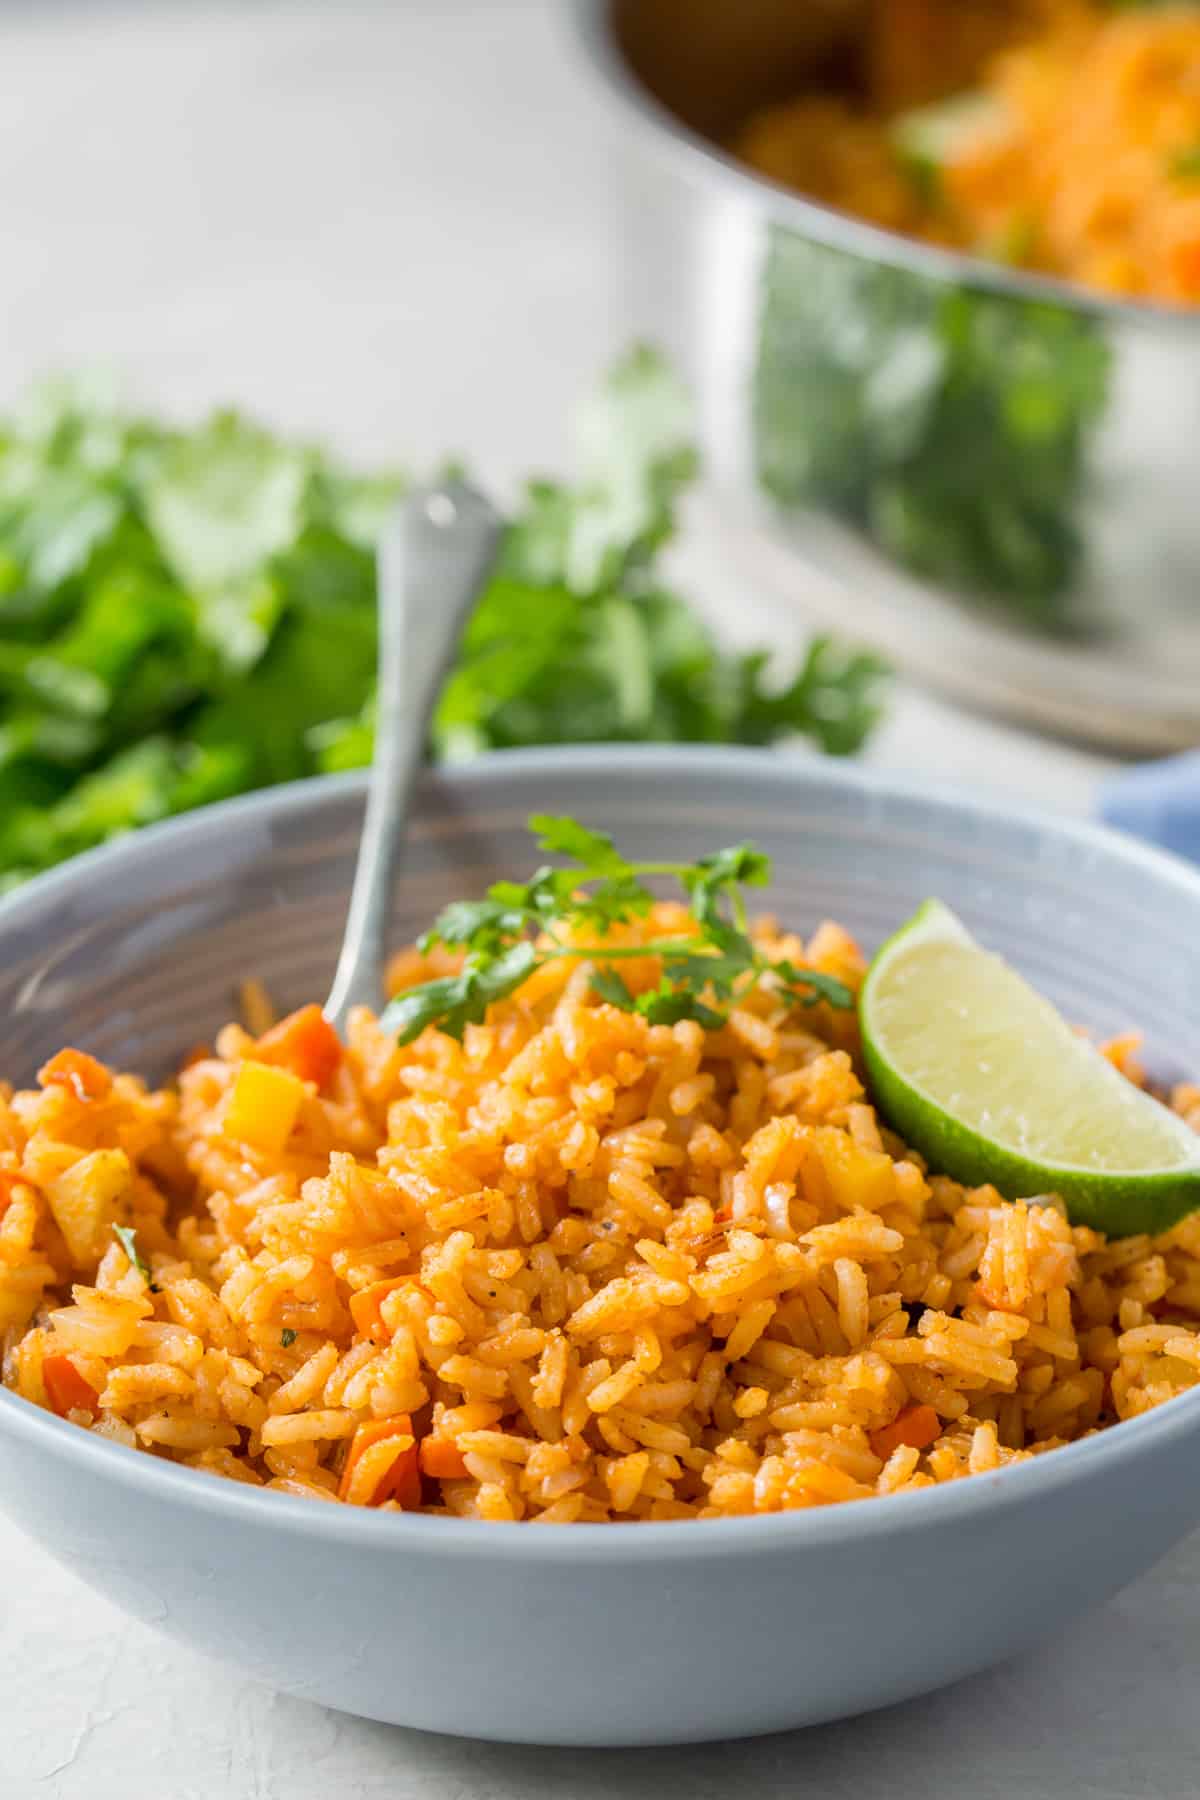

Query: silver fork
323 479 502 1034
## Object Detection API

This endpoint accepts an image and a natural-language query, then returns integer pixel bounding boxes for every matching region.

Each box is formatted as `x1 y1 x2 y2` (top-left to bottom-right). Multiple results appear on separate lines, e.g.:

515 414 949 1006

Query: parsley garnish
280 1328 298 1348
112 1224 159 1292
380 814 854 1045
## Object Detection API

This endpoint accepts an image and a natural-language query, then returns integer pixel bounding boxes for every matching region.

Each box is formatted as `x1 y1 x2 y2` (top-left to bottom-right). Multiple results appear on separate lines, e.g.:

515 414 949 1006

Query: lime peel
860 899 1200 1236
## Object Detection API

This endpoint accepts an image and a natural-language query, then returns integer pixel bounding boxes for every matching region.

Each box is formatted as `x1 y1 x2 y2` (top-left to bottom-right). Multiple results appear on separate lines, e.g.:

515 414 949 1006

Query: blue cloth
1099 752 1200 862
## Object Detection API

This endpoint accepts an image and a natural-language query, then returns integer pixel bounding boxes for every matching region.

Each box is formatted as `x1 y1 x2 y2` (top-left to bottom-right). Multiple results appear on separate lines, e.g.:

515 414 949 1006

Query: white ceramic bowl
3 747 1200 1746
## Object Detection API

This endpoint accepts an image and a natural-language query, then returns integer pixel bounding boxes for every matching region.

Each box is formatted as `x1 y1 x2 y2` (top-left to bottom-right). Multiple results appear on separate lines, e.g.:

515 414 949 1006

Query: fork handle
324 479 501 1034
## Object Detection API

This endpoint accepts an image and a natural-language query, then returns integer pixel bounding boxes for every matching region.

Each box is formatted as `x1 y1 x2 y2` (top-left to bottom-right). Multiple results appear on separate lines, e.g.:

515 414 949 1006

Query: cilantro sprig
380 814 853 1045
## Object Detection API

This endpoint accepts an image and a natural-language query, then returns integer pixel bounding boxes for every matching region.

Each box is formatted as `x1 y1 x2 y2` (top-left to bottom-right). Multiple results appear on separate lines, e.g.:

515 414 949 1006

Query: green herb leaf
661 946 756 998
140 411 313 596
382 941 540 1044
529 815 626 874
633 983 727 1029
695 846 772 889
590 967 638 1009
112 1223 158 1291
281 1328 298 1348
381 974 476 1045
420 898 527 951
1171 143 1200 180
775 961 856 1011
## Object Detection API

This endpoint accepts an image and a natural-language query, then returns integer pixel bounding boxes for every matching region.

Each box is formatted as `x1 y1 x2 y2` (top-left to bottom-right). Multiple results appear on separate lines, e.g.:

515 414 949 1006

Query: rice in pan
737 1 1200 305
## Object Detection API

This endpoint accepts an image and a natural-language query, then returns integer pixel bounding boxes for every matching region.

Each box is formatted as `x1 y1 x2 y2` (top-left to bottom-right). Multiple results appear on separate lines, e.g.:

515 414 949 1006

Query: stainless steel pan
572 0 1200 750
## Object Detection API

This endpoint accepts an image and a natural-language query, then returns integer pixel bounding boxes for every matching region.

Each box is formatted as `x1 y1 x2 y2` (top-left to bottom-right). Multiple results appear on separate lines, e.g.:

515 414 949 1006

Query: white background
0 3 1189 1796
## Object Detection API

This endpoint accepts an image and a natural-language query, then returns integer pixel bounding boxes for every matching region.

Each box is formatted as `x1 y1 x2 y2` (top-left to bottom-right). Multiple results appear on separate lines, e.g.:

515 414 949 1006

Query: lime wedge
859 900 1200 1236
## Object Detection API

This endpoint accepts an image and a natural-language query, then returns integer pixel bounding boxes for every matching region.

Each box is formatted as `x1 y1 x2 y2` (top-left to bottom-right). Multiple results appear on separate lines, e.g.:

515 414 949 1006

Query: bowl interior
1 748 1199 1092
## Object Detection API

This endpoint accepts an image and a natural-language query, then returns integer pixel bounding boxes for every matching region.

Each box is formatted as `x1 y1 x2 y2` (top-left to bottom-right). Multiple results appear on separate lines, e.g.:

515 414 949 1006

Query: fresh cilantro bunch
0 350 887 890
0 379 398 888
382 814 853 1045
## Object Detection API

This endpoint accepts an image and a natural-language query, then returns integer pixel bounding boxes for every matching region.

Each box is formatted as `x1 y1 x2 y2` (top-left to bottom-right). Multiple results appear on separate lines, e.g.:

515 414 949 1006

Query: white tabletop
1 3 1186 1796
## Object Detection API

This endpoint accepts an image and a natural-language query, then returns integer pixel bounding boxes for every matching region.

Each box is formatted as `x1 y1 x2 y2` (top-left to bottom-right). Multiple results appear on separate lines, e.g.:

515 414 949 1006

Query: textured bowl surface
4 746 1200 1746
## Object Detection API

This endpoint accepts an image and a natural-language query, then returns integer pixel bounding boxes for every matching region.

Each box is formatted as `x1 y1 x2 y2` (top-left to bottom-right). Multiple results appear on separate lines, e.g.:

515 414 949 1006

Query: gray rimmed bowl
3 746 1200 1746
572 1 1200 751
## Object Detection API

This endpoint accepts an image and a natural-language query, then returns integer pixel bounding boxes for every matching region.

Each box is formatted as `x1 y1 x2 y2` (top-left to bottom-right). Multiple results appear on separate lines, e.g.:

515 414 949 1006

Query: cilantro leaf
1172 143 1200 181
381 941 539 1044
633 984 726 1029
112 1223 158 1290
565 873 656 932
775 960 856 1011
697 846 771 887
590 967 638 1009
421 898 528 951
486 870 576 919
139 411 313 598
529 815 625 874
662 946 755 999
382 974 473 1045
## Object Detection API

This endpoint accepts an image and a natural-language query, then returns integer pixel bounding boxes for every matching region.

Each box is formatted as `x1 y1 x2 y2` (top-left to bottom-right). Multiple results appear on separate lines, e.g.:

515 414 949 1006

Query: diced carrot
869 1404 942 1462
378 1443 422 1510
42 1353 100 1417
37 1049 111 1103
419 1436 470 1481
1172 239 1200 297
256 1005 342 1091
1099 1032 1145 1086
339 1414 421 1507
349 1277 410 1343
